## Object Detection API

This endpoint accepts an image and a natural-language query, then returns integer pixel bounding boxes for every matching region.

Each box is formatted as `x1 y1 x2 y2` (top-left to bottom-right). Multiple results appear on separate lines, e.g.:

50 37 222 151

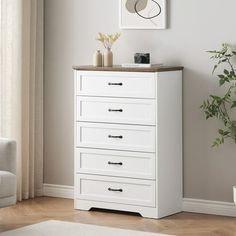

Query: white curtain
0 0 44 201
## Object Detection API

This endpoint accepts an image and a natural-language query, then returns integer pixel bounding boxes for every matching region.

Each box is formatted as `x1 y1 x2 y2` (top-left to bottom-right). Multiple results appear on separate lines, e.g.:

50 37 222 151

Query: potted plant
234 186 236 204
96 32 121 67
201 43 236 147
200 43 236 203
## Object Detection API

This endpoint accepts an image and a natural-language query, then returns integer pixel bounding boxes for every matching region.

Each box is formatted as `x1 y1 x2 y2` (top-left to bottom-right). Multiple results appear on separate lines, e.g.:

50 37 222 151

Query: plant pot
233 186 236 204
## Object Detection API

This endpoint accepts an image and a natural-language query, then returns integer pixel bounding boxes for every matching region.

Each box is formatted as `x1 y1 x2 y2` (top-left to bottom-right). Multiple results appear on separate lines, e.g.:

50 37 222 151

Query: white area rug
0 220 173 236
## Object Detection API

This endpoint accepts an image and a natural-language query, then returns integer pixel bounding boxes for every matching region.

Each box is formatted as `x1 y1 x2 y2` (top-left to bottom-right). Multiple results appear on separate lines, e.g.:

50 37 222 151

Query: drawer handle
108 161 123 166
108 135 123 139
108 109 123 112
108 82 123 86
108 188 123 192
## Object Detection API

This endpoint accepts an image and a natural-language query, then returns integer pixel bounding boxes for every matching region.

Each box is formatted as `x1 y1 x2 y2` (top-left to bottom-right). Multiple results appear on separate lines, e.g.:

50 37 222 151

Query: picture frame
119 0 167 30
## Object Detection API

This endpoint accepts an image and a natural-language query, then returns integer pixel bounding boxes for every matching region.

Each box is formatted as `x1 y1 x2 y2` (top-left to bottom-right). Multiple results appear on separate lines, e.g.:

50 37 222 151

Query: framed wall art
119 0 167 29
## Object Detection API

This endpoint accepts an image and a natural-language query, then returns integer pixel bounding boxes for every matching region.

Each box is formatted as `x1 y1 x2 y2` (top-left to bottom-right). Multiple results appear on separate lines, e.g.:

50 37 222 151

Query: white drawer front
75 174 156 207
76 71 156 98
75 148 155 179
76 97 156 125
76 122 155 152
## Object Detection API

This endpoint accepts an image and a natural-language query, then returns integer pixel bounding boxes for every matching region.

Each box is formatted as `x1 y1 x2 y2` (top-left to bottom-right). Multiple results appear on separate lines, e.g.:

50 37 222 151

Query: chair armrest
0 138 16 174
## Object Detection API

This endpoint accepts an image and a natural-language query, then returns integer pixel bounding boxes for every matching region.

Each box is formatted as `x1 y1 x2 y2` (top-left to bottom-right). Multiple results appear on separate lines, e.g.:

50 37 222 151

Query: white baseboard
42 184 236 217
183 198 236 217
43 184 74 199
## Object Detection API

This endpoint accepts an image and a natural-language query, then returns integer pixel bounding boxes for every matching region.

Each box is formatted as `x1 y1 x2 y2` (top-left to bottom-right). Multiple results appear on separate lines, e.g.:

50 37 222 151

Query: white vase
233 186 236 204
104 48 113 67
93 50 102 67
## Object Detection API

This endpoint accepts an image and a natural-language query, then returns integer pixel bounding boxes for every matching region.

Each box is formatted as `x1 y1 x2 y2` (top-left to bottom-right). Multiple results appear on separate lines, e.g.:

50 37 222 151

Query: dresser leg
74 201 92 211
138 209 159 219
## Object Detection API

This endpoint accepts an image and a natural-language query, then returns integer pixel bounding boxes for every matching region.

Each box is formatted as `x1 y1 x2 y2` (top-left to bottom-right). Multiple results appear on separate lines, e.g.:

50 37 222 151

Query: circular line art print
120 0 166 29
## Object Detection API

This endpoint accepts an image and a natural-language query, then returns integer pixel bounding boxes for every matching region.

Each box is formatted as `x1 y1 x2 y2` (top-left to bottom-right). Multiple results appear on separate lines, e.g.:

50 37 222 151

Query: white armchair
0 139 17 207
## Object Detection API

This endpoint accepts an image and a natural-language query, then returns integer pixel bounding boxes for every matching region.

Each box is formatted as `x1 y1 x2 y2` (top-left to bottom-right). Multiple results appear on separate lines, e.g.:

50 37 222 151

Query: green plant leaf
224 69 229 75
207 50 218 53
218 74 225 79
212 65 218 74
219 78 225 86
231 101 236 108
218 129 224 135
221 59 227 62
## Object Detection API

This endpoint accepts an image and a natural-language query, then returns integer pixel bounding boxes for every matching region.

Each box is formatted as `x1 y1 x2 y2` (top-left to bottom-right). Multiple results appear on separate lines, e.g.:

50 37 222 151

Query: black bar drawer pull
108 161 123 166
108 188 123 192
108 109 123 112
108 82 123 86
108 135 123 139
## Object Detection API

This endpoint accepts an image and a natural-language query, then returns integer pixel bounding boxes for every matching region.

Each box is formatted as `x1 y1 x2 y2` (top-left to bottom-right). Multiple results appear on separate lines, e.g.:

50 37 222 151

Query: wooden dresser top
73 65 184 73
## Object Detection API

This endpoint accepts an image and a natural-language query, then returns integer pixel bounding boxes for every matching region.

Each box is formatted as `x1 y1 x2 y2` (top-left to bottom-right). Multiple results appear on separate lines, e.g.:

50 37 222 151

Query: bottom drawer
75 174 156 207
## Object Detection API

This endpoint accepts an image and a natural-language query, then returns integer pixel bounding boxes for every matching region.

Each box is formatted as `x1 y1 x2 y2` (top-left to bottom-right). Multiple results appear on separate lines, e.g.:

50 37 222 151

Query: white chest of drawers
73 65 183 219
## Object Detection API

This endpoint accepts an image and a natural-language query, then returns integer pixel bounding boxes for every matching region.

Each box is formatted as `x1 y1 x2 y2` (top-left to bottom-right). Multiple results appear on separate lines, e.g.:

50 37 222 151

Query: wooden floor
0 197 236 235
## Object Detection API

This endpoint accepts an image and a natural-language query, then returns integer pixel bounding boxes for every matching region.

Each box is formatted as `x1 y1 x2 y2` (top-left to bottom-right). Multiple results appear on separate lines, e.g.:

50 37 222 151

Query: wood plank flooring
0 197 236 235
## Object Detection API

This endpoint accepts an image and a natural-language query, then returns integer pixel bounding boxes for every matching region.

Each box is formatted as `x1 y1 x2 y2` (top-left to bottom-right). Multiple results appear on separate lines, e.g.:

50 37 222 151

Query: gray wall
44 0 236 202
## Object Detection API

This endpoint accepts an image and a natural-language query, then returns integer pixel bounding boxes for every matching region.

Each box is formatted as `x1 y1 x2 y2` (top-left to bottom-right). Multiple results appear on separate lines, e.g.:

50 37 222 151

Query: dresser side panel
156 71 183 217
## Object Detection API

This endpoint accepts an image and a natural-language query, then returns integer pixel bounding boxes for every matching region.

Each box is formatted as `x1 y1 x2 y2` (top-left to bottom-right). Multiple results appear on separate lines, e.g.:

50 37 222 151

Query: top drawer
75 71 156 99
